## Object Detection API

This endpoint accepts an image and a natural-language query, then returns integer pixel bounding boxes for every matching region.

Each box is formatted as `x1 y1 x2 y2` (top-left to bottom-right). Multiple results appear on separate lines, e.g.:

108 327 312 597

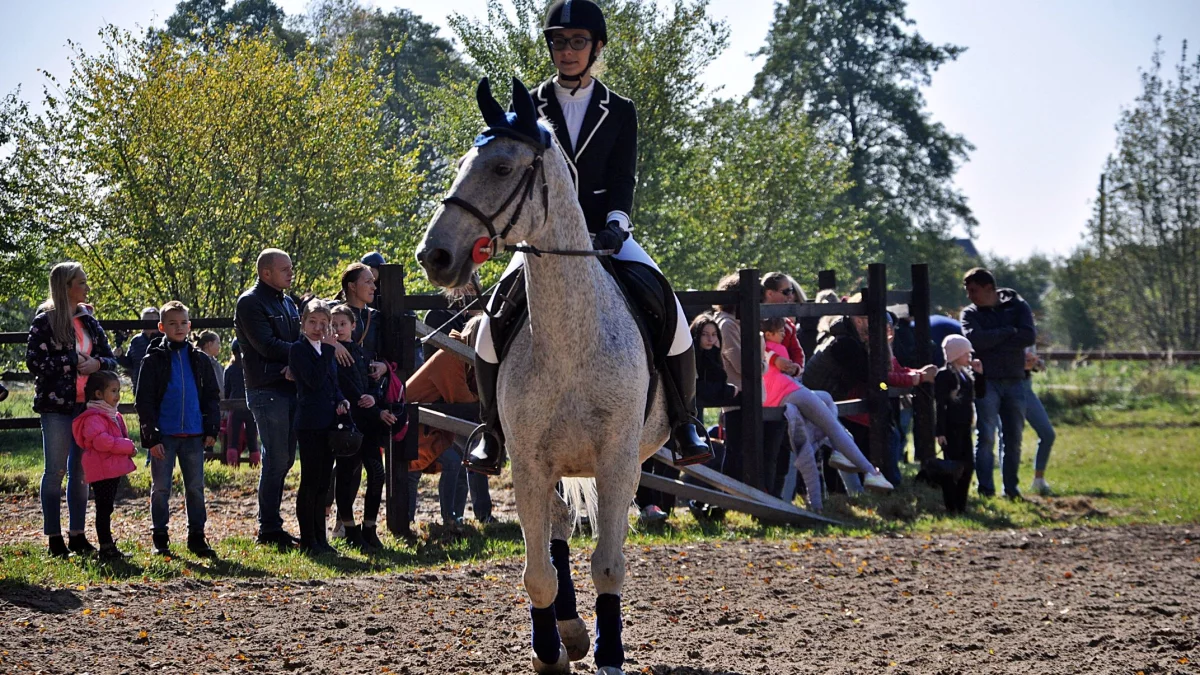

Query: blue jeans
406 442 493 524
40 412 88 536
247 388 297 534
974 378 1027 496
150 436 207 533
999 378 1056 473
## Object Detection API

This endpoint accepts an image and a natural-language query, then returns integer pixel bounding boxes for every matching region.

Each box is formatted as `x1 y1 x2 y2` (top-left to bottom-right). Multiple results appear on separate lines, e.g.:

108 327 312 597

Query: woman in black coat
26 262 118 557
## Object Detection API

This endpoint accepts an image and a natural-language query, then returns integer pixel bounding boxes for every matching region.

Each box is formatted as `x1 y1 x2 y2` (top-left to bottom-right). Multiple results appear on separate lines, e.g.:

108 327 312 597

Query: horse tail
560 477 600 539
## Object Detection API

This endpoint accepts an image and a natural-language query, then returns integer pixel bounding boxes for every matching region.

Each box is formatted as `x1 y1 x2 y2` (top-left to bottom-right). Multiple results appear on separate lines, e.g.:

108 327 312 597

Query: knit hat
942 334 972 364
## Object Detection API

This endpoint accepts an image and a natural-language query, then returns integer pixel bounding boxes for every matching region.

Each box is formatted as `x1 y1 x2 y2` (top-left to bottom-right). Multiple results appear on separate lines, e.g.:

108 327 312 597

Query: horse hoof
596 667 624 675
558 617 590 661
532 644 570 674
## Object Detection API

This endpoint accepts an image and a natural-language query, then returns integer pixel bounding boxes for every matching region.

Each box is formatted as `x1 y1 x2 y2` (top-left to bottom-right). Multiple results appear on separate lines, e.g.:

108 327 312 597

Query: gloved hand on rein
593 221 626 255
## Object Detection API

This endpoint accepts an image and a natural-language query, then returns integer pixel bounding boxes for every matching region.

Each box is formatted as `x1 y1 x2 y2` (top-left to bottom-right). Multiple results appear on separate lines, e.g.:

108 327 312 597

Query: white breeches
475 237 692 364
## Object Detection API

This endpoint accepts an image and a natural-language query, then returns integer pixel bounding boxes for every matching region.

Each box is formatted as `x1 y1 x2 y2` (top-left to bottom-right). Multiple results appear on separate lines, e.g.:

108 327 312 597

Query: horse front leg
513 463 570 674
550 490 589 661
590 444 640 674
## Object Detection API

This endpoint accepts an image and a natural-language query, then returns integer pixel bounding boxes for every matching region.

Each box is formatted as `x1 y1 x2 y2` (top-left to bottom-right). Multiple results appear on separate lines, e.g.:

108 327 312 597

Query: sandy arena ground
1 524 1197 674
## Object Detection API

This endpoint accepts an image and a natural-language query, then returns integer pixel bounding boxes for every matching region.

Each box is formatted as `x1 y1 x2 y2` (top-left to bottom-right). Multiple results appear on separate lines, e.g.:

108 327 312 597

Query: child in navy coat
289 300 349 555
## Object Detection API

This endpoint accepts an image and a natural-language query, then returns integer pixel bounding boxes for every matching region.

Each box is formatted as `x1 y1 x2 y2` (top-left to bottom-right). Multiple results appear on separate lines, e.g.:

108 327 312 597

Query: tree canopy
5 26 422 318
752 0 974 298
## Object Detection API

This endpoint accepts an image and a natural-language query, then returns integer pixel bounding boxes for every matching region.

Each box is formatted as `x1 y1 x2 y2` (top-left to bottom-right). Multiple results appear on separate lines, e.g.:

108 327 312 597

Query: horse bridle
440 127 616 262
440 127 549 264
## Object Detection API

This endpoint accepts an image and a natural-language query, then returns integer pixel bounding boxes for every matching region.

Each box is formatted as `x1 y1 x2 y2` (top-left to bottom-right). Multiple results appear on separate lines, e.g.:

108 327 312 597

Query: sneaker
638 505 669 524
330 520 346 540
863 471 895 493
827 450 859 472
152 532 171 556
1031 477 1052 496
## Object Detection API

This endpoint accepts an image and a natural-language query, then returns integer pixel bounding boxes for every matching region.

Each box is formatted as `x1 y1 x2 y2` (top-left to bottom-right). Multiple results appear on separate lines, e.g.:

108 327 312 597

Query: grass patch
2 370 1199 587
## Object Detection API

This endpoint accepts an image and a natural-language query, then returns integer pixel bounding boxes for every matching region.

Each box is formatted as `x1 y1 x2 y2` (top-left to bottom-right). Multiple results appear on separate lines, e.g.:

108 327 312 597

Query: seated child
762 317 893 512
135 301 220 558
71 370 137 560
935 335 985 513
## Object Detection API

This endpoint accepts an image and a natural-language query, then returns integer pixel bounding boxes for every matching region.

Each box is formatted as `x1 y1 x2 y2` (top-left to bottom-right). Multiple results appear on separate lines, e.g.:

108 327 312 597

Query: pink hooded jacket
71 406 137 484
763 341 801 407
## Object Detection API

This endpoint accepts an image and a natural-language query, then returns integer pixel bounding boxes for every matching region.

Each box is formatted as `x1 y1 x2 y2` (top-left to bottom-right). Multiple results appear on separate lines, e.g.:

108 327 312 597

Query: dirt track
1 525 1197 674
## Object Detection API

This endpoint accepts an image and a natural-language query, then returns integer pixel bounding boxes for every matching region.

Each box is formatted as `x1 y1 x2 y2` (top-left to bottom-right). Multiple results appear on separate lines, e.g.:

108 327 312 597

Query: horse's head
417 77 559 290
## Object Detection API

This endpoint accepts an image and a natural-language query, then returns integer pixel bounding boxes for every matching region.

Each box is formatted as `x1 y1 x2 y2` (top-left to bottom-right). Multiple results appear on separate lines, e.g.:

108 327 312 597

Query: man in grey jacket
959 267 1036 499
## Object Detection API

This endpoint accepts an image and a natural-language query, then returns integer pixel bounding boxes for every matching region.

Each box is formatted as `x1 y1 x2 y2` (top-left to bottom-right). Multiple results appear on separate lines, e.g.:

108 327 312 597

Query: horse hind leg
590 447 640 673
550 489 589 661
514 471 570 673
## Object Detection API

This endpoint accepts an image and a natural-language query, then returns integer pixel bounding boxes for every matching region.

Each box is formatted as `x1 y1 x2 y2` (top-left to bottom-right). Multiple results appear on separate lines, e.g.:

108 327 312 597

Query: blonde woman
26 262 118 557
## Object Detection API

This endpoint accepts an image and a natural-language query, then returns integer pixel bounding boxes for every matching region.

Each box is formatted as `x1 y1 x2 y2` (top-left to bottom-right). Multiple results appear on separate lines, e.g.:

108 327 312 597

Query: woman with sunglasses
468 0 710 475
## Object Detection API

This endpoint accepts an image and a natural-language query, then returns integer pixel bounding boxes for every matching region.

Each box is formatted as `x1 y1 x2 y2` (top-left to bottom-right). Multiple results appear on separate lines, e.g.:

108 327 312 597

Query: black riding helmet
543 0 608 93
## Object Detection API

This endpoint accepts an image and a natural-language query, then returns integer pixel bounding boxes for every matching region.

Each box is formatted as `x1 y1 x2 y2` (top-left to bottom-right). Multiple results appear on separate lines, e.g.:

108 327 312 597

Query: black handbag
329 414 364 458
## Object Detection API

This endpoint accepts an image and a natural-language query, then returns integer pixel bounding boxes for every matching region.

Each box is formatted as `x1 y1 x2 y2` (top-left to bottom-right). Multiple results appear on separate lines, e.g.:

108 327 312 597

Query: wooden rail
0 263 932 531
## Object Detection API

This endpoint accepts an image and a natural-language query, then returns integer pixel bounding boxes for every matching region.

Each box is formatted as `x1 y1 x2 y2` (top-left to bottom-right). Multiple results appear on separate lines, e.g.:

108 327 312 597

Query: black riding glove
593 221 626 255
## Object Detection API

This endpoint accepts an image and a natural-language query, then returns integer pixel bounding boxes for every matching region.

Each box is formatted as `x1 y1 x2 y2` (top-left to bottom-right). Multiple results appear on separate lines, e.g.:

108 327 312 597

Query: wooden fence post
910 263 935 462
817 270 837 292
866 263 890 468
377 264 413 537
737 268 764 491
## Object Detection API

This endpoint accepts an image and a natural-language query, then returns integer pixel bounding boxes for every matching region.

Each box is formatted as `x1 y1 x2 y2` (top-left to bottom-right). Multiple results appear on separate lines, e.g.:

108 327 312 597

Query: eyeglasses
777 287 796 296
550 36 593 51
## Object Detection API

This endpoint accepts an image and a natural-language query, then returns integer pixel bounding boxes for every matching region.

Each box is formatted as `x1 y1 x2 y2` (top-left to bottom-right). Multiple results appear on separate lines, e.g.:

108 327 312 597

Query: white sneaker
863 471 894 493
330 520 346 539
639 505 669 523
827 450 859 472
1032 477 1052 496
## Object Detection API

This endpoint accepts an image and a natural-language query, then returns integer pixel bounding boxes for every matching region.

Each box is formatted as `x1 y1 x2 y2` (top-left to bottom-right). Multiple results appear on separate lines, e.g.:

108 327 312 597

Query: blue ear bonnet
475 77 553 151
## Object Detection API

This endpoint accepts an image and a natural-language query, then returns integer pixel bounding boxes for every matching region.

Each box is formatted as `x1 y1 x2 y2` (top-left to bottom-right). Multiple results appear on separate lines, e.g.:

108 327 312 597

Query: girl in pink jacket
762 318 893 512
71 370 137 560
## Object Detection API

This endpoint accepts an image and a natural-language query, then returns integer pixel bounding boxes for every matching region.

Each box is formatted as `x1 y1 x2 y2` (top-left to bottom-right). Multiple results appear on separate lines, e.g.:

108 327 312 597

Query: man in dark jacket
959 267 1036 499
234 248 301 547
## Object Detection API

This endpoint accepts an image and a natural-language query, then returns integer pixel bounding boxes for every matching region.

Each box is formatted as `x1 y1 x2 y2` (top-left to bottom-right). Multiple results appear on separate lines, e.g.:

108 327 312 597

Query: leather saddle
486 258 676 420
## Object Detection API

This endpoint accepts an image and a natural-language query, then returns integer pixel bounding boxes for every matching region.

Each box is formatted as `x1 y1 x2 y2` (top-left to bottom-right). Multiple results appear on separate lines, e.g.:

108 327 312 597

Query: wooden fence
0 263 935 533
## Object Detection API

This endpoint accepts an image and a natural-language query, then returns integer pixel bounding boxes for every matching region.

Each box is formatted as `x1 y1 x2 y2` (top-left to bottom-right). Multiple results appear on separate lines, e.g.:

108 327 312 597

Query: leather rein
440 127 616 262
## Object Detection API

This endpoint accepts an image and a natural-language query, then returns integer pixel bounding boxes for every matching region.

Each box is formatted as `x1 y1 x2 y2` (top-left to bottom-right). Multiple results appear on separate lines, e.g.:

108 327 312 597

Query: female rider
467 0 710 474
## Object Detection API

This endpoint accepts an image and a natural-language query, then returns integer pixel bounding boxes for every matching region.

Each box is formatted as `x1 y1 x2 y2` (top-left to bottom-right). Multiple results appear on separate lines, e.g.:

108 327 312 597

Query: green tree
981 253 1054 316
302 0 473 143
658 98 866 289
413 0 862 290
0 93 59 301
10 26 422 318
751 0 975 289
158 0 307 54
1083 41 1200 350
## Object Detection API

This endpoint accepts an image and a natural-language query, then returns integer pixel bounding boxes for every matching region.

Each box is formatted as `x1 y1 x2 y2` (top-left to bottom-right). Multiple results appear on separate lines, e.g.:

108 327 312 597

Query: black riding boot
465 360 506 476
664 348 713 466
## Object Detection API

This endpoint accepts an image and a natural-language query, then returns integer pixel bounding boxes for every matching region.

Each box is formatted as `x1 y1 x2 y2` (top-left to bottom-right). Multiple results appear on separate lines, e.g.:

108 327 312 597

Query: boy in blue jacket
135 301 221 558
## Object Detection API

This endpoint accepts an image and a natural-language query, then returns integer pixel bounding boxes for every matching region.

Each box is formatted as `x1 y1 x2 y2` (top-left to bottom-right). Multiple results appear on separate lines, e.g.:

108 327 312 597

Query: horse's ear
510 77 539 138
477 77 507 128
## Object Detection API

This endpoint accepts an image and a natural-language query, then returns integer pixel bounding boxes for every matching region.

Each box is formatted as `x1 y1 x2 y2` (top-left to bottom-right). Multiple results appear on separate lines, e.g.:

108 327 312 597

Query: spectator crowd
23 249 1056 560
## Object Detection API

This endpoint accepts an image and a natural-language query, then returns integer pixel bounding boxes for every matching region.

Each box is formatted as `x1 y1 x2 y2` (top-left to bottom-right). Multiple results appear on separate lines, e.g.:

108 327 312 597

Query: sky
2 0 1198 261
